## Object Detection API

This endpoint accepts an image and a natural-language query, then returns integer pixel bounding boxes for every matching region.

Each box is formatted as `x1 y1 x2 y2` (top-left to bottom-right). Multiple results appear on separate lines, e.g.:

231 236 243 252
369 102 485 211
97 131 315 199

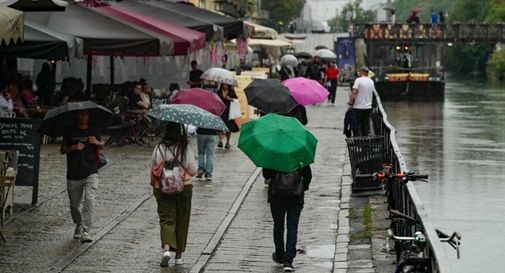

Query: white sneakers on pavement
80 232 92 243
175 257 184 265
160 251 171 267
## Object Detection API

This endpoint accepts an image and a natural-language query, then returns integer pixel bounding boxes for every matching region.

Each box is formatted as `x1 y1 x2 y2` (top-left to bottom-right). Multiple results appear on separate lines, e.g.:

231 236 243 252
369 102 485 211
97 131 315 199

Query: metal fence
369 90 450 272
345 91 450 271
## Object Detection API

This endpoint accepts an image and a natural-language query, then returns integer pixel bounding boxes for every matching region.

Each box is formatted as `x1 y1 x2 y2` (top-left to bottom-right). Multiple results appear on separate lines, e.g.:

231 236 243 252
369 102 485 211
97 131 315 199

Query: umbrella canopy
282 77 330 105
201 67 237 86
293 52 312 59
37 101 113 137
26 2 159 56
248 38 291 47
314 49 337 60
6 0 67 11
91 4 206 55
238 113 317 172
0 5 24 45
0 21 82 60
244 79 298 114
280 54 298 67
171 88 225 116
108 0 222 41
146 1 243 39
245 21 278 39
147 104 228 131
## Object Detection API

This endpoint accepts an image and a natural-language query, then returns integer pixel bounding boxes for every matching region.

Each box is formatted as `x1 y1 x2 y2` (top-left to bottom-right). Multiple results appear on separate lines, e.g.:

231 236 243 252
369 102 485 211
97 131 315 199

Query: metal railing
354 23 505 43
370 90 450 272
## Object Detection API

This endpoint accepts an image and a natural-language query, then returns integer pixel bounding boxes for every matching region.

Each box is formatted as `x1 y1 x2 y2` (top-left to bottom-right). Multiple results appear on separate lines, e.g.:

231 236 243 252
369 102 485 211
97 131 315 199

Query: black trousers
352 108 372 136
327 80 337 103
270 202 303 264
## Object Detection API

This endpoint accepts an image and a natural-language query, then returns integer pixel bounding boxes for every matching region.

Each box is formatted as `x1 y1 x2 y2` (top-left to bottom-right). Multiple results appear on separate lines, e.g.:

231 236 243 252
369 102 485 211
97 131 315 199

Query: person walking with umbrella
37 101 113 243
150 122 198 267
60 109 105 243
217 83 239 149
238 114 316 272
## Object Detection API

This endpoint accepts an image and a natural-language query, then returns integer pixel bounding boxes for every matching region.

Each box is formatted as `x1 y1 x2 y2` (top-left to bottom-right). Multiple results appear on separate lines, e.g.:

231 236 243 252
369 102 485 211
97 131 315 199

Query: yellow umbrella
0 5 24 45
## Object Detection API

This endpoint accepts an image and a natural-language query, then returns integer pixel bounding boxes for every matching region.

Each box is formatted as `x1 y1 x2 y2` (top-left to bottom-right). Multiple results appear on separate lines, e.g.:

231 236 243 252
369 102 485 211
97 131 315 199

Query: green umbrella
147 104 229 131
238 113 317 172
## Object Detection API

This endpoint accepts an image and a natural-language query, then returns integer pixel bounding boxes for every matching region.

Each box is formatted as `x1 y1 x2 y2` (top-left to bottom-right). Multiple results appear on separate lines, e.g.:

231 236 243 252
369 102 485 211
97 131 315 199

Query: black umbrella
244 79 298 114
37 101 113 137
294 52 312 59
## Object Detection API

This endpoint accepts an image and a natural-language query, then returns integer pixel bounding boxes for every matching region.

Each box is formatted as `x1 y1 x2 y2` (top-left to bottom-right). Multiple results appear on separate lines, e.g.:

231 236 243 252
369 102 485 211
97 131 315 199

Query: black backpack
270 170 303 198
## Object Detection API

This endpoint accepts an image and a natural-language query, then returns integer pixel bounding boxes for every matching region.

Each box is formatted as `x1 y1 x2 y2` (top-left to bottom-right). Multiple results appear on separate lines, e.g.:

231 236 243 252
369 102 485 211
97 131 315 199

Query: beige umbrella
0 5 24 45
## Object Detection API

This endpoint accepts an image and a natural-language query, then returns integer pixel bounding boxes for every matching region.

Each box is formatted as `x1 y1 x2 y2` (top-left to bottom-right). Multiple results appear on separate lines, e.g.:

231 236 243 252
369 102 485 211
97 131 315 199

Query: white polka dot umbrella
147 104 229 131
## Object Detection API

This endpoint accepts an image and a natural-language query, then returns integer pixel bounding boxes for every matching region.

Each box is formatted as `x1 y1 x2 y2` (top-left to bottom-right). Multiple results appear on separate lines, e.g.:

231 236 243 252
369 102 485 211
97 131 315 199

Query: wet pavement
0 91 360 273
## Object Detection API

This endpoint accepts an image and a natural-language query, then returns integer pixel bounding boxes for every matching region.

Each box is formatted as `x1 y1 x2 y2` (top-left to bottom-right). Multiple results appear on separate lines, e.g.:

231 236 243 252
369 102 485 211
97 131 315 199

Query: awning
0 21 82 60
0 5 24 45
245 22 278 40
146 1 244 39
25 2 160 56
90 4 206 55
248 39 292 48
5 0 67 12
104 1 222 41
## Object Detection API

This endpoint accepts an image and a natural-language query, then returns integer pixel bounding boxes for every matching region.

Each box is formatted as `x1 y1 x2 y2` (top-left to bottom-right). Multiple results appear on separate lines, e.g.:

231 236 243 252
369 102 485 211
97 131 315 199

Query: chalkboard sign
0 118 42 204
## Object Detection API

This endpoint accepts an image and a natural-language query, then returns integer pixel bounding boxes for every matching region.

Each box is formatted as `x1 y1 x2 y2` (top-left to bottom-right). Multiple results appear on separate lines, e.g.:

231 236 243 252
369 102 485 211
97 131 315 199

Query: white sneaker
175 257 184 265
160 251 171 267
80 232 92 243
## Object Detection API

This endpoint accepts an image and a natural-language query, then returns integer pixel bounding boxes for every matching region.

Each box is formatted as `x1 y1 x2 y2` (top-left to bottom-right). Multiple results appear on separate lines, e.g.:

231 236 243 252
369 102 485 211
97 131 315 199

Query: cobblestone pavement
0 91 351 273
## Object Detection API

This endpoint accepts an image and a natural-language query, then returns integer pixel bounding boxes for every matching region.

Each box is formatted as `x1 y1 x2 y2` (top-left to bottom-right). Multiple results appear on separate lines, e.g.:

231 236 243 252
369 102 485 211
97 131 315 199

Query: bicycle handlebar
354 171 428 182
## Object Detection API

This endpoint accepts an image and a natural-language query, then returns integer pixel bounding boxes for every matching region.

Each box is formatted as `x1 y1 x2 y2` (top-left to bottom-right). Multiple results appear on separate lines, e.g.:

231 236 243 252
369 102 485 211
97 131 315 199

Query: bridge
354 23 505 43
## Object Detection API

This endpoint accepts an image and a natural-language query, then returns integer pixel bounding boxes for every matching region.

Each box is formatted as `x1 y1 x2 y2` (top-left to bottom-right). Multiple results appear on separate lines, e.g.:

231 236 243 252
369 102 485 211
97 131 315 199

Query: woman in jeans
150 122 197 267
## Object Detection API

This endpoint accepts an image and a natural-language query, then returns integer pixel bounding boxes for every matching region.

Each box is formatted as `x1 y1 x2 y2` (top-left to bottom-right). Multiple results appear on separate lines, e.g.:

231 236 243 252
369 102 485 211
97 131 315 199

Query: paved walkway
0 91 353 273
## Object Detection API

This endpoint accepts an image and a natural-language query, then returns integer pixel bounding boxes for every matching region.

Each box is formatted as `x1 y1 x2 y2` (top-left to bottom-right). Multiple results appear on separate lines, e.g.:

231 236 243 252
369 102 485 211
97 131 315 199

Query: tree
328 0 376 32
488 48 505 80
260 0 305 30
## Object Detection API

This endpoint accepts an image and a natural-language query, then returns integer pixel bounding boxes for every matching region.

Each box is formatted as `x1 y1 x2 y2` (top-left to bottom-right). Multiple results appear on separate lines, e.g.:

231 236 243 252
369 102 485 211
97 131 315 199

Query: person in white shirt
0 81 14 118
349 66 375 136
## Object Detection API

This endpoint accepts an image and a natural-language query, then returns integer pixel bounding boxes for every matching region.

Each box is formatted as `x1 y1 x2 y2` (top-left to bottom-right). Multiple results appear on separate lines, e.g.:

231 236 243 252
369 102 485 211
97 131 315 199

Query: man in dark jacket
263 165 312 272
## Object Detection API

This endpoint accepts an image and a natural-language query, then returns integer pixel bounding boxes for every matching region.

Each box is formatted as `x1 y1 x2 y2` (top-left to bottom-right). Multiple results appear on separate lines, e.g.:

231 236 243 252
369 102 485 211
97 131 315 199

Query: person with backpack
150 122 198 267
262 164 312 272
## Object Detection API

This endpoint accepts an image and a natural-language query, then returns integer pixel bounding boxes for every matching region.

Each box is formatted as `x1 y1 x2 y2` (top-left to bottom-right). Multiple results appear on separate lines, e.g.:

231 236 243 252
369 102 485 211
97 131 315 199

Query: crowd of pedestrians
48 55 374 273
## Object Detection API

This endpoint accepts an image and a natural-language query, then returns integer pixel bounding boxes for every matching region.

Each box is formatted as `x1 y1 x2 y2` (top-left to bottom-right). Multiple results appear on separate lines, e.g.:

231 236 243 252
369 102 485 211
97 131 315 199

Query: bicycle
389 229 429 273
355 165 428 210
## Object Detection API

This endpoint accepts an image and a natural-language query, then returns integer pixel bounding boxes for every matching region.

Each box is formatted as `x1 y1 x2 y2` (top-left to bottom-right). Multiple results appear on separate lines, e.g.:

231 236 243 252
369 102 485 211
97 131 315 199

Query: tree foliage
488 48 505 80
328 0 376 32
261 0 305 30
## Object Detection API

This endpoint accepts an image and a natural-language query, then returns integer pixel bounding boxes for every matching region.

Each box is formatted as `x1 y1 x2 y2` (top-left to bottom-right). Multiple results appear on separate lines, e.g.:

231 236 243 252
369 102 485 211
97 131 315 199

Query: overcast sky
303 0 384 21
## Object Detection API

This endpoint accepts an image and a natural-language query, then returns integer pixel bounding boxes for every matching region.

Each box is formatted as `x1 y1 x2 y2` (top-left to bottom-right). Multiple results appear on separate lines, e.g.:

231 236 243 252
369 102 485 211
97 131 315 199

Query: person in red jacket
324 61 339 104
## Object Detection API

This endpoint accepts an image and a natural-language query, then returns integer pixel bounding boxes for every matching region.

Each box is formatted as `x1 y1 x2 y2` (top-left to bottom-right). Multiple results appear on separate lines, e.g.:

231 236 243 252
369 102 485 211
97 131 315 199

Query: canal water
383 74 505 272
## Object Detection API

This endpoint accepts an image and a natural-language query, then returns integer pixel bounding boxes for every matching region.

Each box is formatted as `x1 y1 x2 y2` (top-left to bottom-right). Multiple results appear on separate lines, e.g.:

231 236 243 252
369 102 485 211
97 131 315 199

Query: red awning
91 5 206 56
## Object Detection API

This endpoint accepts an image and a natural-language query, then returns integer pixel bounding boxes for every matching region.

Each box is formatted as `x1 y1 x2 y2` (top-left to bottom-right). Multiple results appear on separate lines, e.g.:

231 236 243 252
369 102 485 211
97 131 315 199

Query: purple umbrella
170 88 225 116
282 77 329 105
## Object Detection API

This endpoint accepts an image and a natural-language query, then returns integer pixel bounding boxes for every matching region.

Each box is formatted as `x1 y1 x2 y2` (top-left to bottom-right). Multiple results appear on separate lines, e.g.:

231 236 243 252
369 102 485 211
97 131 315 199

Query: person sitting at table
0 79 14 117
140 81 151 109
21 79 36 107
7 79 28 118
128 82 149 110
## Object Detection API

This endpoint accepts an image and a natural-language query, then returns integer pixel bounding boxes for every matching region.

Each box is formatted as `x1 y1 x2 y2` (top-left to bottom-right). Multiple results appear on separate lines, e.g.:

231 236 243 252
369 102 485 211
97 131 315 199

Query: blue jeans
197 134 217 175
270 202 303 264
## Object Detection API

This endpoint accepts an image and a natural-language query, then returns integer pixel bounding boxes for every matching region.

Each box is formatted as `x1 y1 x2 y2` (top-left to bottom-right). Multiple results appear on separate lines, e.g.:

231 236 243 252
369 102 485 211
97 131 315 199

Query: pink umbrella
282 77 329 105
171 88 225 116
